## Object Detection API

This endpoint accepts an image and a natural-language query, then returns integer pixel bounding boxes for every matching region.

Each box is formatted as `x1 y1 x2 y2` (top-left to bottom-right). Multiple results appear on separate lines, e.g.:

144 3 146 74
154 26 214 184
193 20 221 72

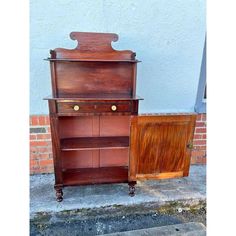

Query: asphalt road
31 207 206 236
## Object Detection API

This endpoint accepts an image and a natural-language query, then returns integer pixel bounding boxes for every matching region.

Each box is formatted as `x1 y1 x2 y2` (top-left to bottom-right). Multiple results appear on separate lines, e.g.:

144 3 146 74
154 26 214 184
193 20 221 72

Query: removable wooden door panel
129 114 196 181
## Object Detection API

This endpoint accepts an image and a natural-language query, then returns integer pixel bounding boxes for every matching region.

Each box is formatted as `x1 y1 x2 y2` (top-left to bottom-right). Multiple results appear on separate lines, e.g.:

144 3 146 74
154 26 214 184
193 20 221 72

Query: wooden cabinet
45 32 196 201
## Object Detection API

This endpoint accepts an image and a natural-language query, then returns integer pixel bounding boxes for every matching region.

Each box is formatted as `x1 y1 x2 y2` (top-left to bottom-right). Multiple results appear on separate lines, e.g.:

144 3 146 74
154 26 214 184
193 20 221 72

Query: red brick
30 146 38 153
193 134 202 139
202 134 207 139
30 160 39 167
196 115 202 121
191 150 206 157
30 134 37 140
197 145 206 150
38 116 46 125
37 134 51 140
39 159 53 167
195 128 206 134
195 156 206 164
46 126 51 133
30 153 39 160
193 140 207 146
195 122 206 127
201 114 206 121
30 141 50 147
31 153 51 160
31 115 39 125
36 147 52 153
45 116 50 125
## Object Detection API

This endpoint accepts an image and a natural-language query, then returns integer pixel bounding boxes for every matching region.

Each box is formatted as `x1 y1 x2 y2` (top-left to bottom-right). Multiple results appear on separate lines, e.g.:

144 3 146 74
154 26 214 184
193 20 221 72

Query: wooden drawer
57 101 132 115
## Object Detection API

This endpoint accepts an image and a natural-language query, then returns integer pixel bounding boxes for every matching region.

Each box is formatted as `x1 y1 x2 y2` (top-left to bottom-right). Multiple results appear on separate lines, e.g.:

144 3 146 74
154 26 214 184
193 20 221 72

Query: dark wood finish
60 136 129 151
47 32 139 98
45 32 140 201
129 114 197 182
54 185 63 202
50 32 136 60
46 59 139 62
128 181 136 197
57 101 132 114
62 167 128 186
45 32 196 201
44 95 143 100
54 62 135 98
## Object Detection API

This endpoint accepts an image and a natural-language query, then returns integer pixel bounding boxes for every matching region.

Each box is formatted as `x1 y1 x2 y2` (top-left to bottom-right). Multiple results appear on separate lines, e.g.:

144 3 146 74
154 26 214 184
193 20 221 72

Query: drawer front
57 101 132 114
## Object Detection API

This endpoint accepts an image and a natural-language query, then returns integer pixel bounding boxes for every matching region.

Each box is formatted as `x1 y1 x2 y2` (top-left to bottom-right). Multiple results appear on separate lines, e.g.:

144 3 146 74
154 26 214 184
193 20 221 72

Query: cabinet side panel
129 116 138 181
49 100 63 185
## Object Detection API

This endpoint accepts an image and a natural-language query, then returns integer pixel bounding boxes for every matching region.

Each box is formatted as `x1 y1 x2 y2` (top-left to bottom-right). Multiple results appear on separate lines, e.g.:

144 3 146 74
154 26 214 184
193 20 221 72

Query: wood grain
129 114 196 181
50 32 136 60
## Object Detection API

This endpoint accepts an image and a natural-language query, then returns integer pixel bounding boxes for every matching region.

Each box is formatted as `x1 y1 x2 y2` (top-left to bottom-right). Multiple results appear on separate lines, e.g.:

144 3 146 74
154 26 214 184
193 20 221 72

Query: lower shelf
62 166 128 186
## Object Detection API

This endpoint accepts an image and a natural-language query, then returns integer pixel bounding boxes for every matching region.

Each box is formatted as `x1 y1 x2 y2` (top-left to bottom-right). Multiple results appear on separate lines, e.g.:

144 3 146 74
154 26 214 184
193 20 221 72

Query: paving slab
30 165 206 217
103 222 206 236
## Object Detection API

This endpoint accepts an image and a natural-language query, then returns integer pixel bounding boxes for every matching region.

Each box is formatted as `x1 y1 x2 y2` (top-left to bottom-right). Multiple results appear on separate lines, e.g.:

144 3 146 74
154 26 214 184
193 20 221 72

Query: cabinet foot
128 182 136 197
55 186 63 202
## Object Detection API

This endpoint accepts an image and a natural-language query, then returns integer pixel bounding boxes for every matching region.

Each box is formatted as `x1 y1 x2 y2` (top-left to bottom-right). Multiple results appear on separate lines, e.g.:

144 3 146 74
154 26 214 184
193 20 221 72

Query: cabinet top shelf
44 95 144 101
45 58 140 63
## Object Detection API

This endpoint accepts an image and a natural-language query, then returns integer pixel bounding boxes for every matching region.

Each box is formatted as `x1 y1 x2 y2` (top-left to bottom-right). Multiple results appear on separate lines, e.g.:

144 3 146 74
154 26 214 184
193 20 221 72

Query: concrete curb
103 222 206 236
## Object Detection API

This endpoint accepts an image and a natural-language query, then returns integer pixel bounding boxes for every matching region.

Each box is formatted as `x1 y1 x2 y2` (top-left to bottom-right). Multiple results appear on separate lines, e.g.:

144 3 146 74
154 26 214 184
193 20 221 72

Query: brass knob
111 105 117 111
73 105 80 111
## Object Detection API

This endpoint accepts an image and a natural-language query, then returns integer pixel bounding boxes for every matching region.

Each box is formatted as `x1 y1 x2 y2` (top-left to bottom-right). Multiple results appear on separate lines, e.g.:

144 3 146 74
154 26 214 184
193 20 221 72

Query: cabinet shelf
45 58 140 63
62 166 128 186
60 136 129 151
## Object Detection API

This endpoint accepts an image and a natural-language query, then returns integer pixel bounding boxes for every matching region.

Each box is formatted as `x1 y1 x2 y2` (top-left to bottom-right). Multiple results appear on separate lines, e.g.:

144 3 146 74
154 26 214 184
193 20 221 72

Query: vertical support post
49 100 64 201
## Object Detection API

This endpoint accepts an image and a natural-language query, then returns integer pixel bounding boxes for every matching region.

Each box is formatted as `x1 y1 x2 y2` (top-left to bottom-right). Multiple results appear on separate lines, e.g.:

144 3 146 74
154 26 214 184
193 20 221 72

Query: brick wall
191 114 207 164
30 114 206 174
30 115 53 174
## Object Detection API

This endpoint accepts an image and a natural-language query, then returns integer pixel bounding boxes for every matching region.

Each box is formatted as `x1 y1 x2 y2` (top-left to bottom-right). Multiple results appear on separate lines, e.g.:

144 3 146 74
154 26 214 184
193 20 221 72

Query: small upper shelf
45 58 140 63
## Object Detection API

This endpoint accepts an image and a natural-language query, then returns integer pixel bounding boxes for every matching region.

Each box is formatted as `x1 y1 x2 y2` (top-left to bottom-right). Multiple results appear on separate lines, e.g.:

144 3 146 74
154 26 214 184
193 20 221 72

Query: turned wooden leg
128 181 136 197
54 186 63 202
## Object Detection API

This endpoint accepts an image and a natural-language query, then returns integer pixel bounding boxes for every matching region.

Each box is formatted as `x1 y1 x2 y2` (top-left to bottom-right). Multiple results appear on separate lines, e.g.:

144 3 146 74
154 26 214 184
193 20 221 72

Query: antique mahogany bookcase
45 32 196 202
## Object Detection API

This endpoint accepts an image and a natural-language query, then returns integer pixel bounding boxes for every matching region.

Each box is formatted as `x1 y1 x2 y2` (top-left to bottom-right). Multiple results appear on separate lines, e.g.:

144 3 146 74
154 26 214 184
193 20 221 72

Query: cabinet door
129 114 196 181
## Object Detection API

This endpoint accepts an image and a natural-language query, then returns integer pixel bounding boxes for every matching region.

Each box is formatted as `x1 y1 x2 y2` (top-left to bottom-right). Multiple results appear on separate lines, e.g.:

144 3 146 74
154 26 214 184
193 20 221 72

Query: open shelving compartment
58 115 131 186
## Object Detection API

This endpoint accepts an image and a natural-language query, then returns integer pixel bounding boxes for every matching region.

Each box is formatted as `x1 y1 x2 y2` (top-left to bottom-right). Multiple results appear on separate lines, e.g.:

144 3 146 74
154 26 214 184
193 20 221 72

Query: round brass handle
73 105 80 111
111 105 117 111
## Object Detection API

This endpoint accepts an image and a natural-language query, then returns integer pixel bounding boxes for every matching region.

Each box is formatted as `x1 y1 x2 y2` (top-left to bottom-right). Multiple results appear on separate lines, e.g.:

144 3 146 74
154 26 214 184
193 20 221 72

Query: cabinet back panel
59 116 130 138
61 149 128 169
61 150 95 169
100 149 129 167
55 62 133 97
100 116 130 136
58 116 99 138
